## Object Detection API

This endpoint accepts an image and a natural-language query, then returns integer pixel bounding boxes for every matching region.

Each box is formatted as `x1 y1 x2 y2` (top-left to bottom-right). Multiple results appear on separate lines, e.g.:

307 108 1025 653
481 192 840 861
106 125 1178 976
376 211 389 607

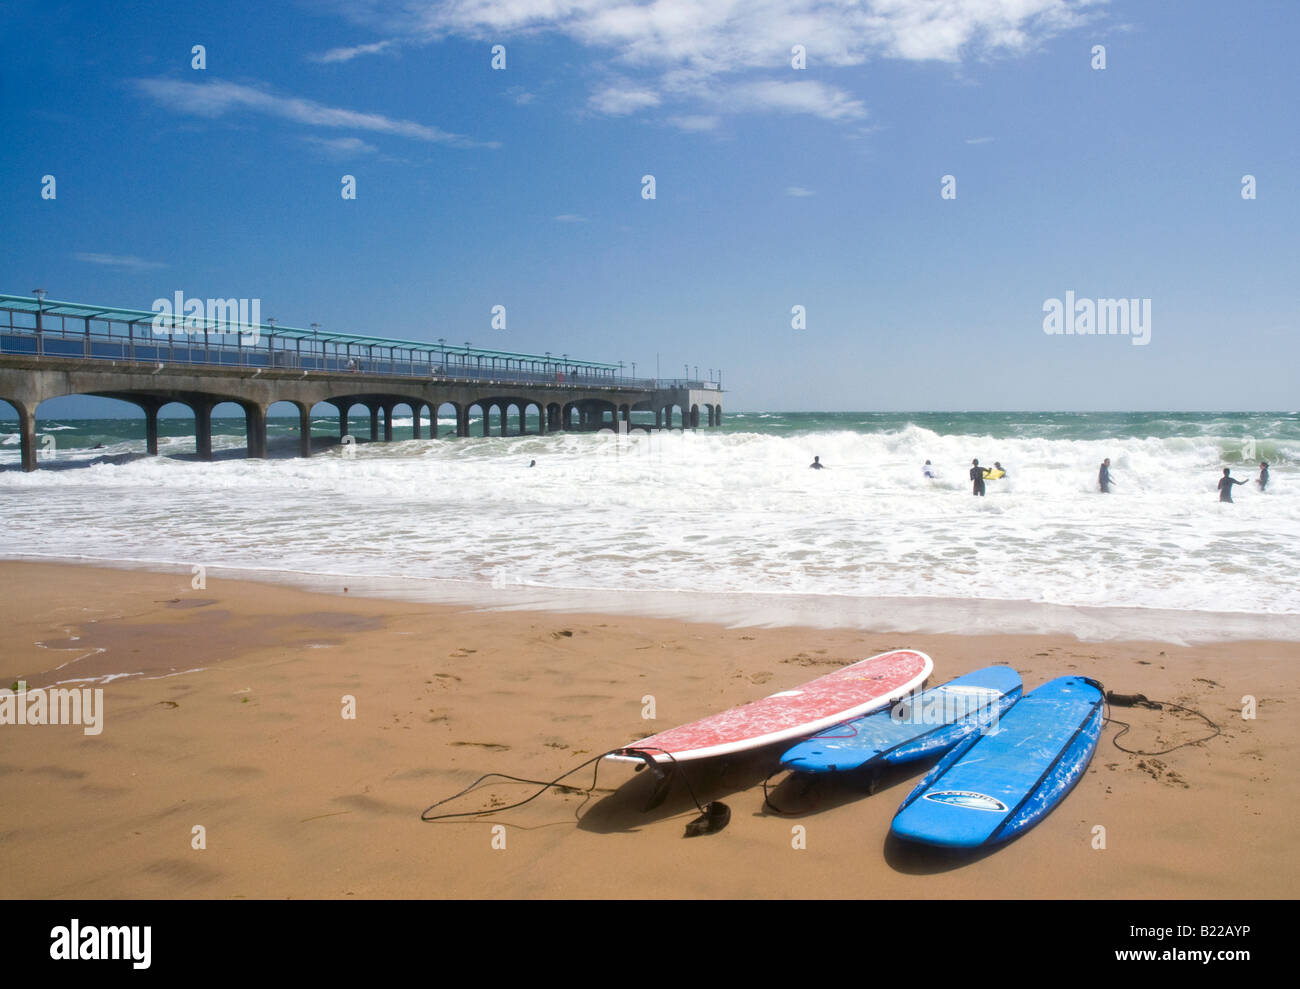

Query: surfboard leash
420 749 618 822
1102 689 1221 756
420 746 729 836
761 771 798 815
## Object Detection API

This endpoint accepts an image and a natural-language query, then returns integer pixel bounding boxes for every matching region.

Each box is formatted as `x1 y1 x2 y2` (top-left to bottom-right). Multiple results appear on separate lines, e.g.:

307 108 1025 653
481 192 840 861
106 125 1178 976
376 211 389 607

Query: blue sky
2 0 1297 414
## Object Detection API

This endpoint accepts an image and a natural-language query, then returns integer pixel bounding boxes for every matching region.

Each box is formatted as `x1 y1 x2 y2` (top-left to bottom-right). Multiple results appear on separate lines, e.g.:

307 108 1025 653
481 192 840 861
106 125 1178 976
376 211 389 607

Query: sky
2 0 1297 414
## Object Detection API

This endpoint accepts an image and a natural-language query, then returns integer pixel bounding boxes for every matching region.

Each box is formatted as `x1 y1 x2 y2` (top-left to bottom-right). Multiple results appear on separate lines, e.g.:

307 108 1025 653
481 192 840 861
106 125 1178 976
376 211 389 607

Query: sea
3 411 1298 642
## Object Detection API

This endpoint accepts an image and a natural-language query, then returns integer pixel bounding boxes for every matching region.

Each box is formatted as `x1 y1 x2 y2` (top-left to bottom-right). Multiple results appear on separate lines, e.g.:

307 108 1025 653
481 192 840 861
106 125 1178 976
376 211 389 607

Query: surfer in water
1259 461 1270 492
1218 468 1247 503
1098 458 1113 493
992 461 1007 479
809 456 826 469
923 460 935 479
970 459 985 496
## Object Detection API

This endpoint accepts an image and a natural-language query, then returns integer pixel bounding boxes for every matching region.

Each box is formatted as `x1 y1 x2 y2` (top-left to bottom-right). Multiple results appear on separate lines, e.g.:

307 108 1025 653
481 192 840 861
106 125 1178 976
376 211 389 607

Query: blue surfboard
890 676 1104 849
778 665 1023 775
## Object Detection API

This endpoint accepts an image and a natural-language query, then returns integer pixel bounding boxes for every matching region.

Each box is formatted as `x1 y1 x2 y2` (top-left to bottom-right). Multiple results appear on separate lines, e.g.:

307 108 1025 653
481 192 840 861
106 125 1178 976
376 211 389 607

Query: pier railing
0 296 722 392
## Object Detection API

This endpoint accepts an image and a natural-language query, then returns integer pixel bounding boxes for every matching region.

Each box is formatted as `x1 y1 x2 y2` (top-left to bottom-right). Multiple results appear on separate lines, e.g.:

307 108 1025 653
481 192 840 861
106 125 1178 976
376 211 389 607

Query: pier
0 294 724 471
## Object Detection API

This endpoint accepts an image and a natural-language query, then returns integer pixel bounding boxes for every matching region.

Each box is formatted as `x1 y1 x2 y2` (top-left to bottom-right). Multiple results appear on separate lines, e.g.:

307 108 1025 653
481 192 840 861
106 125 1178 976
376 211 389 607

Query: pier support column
338 406 350 439
663 406 673 429
481 406 491 437
297 403 312 458
655 407 662 428
19 404 38 472
194 400 214 462
244 403 267 459
369 405 379 441
691 406 699 429
518 406 527 436
143 403 160 455
457 407 469 438
411 406 421 440
383 406 393 442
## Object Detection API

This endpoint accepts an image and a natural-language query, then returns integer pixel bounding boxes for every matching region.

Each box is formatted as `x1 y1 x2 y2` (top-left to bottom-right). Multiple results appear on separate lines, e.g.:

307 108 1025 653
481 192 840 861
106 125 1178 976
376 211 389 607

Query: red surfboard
608 650 933 765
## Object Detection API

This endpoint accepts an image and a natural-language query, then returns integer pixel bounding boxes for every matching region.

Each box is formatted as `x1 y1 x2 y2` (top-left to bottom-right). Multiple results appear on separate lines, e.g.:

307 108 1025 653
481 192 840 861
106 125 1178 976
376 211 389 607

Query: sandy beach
1 559 1294 900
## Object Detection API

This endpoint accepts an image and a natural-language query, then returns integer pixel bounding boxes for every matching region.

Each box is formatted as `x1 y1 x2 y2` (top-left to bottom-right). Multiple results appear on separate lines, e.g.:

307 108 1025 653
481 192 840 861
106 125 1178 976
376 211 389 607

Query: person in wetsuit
970 459 985 496
1098 458 1113 493
1218 468 1247 503
1259 461 1270 492
923 460 935 479
809 456 825 469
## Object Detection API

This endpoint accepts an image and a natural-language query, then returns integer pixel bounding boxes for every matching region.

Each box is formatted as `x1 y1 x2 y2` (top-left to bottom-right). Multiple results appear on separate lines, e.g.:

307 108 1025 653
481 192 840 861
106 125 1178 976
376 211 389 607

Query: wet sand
1 560 1295 899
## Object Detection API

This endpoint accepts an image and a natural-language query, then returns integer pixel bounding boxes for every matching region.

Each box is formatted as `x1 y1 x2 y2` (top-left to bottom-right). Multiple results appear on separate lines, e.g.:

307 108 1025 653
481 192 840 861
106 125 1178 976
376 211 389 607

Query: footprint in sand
1136 758 1190 789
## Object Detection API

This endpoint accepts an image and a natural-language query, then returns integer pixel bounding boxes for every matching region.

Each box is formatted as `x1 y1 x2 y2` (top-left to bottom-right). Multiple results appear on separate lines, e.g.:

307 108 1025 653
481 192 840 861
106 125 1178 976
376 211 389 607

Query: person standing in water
809 456 826 470
970 459 986 496
923 460 935 479
1259 461 1270 492
1098 458 1114 493
1218 468 1247 503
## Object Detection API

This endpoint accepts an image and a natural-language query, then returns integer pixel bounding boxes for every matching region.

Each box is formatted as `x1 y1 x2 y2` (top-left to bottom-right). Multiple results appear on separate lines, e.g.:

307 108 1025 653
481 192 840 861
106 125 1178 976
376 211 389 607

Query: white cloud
308 40 397 63
504 86 537 105
728 79 867 121
667 114 719 131
133 78 498 148
589 84 661 115
346 0 1101 123
303 135 379 156
965 135 994 144
785 185 814 197
73 252 167 272
554 213 589 222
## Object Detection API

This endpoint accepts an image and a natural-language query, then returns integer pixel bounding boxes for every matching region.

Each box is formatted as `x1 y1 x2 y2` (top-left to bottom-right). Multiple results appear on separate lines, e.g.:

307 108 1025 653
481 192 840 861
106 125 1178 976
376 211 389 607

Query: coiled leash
420 747 730 837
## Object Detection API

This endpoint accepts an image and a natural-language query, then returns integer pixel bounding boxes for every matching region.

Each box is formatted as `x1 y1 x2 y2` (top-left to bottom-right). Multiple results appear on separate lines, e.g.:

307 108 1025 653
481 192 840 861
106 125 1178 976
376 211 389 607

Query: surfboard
890 675 1103 848
607 650 933 765
778 665 1022 775
982 468 1005 479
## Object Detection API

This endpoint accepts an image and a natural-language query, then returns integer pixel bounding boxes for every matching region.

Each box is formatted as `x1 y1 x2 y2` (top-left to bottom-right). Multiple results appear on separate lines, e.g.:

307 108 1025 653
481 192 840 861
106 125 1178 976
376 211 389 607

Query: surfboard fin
631 752 675 811
684 800 730 837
